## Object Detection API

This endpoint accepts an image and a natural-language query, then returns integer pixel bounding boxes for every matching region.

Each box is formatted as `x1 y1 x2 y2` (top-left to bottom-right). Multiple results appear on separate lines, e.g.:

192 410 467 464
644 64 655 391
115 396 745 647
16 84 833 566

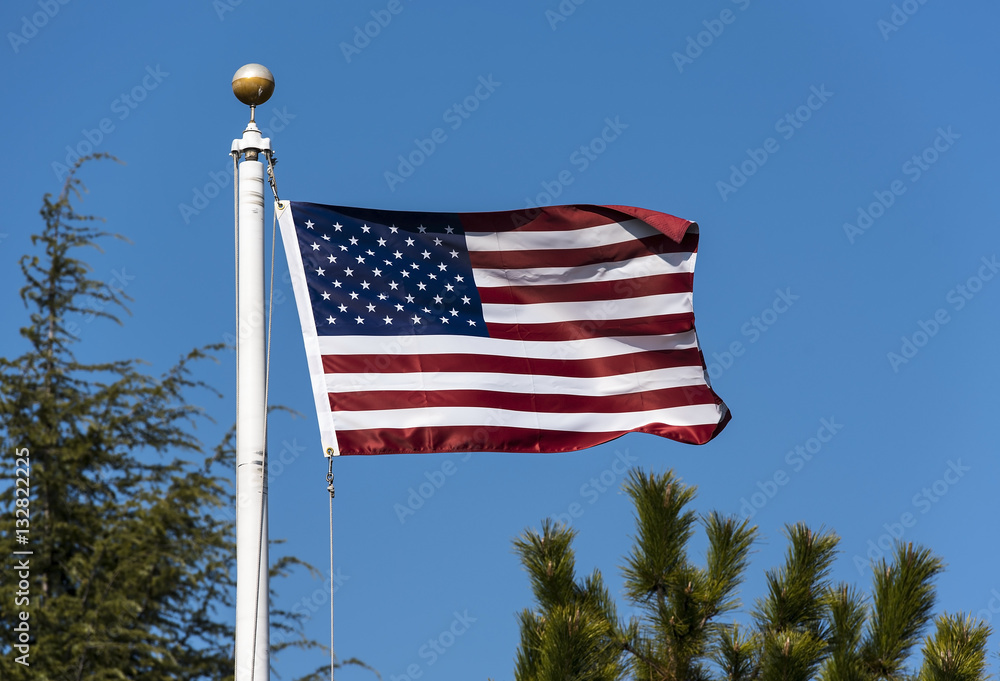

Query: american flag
278 201 729 455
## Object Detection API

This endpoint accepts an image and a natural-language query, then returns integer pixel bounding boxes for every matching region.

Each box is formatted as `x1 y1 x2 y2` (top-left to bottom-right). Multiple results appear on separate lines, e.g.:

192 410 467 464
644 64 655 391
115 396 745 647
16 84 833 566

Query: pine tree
508 468 993 681
0 157 370 680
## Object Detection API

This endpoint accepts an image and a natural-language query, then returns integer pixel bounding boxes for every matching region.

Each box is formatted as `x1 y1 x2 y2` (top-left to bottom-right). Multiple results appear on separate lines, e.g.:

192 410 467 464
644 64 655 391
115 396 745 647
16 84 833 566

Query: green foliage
508 468 992 681
513 520 627 681
0 158 366 680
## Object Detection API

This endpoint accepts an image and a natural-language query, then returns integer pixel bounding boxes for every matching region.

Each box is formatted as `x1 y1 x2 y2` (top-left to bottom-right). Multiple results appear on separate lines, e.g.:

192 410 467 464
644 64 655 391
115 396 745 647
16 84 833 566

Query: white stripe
324 365 708 395
482 292 691 325
332 403 724 432
315 330 699 360
465 218 658 252
471 251 695 289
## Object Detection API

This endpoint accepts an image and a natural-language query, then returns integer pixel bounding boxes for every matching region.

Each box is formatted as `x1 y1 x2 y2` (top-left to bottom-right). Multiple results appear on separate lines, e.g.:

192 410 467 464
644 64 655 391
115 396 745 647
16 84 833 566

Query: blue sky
2 1 998 679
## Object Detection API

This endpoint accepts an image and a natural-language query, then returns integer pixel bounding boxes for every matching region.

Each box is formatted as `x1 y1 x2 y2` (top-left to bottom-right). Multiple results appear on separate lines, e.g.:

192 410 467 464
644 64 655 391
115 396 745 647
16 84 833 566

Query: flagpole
232 63 274 681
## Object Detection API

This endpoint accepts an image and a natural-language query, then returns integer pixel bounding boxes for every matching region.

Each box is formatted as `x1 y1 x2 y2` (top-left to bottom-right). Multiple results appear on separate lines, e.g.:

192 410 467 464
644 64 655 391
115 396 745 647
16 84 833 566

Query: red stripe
485 312 695 342
329 385 718 414
476 272 694 305
467 232 697 271
322 347 703 378
334 419 726 455
458 204 695 242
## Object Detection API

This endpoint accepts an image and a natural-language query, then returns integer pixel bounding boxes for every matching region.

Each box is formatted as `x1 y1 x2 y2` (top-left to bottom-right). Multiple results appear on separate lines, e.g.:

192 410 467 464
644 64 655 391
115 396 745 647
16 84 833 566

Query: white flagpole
231 63 274 681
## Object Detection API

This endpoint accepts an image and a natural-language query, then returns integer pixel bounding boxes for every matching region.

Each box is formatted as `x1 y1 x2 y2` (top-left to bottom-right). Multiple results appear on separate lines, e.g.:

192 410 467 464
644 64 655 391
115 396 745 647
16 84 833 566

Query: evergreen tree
509 468 992 681
0 157 369 680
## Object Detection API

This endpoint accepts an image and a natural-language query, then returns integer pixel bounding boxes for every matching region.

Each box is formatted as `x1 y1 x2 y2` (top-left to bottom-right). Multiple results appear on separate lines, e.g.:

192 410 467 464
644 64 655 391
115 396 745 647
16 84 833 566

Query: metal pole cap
232 63 275 107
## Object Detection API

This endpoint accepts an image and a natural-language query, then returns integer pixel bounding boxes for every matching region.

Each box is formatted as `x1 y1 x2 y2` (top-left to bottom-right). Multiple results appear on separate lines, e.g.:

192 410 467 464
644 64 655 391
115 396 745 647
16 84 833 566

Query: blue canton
291 204 488 337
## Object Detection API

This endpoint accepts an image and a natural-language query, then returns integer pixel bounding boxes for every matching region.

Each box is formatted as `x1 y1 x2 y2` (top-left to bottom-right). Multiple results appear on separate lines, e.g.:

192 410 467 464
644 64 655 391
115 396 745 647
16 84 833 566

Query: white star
366 249 375 256
333 222 343 231
440 316 449 324
384 260 393 266
427 273 437 280
421 250 431 259
390 225 399 233
433 237 442 245
349 236 359 245
327 255 337 263
405 237 415 247
332 280 342 288
311 242 320 251
339 245 349 252
356 255 366 264
393 251 403 259
421 307 431 314
349 291 359 300
401 270 410 278
412 315 421 324
305 220 315 229
360 281 371 290
372 268 383 277
445 226 454 234
326 315 335 324
378 293 388 301
437 263 447 271
467 319 476 326
321 234 331 241
405 295 415 303
338 304 348 312
417 282 427 290
361 224 371 233
449 250 459 259
377 238 387 247
394 304 404 311
433 295 443 304
315 267 325 276
344 267 354 277
455 275 464 282
410 263 420 270
445 284 454 292
418 225 427 233
355 316 364 324
461 296 471 305
366 303 376 312
450 309 458 316
321 292 331 300
388 281 399 290
383 316 393 325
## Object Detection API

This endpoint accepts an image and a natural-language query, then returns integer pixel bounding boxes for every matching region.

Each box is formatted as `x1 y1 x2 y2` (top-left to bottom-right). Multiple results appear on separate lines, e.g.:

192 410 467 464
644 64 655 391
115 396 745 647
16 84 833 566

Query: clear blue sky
3 1 998 679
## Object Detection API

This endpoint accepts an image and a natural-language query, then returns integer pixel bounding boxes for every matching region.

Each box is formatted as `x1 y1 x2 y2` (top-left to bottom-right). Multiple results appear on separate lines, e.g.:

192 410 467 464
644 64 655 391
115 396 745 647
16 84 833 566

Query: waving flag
277 201 729 456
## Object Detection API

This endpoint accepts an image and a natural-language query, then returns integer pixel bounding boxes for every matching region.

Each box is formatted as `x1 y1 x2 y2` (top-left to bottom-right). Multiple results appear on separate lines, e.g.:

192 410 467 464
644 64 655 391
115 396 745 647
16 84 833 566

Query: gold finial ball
232 63 274 107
